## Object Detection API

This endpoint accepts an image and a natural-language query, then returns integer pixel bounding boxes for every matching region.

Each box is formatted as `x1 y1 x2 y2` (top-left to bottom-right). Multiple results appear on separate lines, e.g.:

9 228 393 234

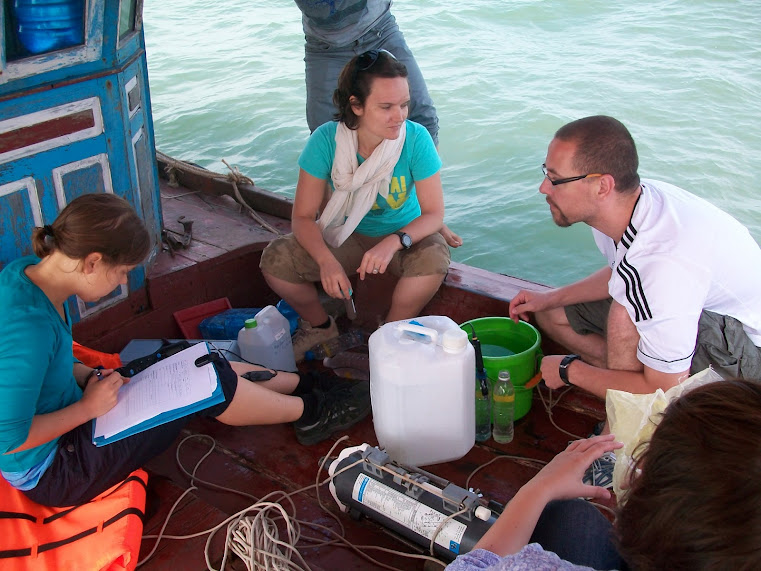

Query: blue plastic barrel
276 299 300 335
13 0 85 55
199 308 263 340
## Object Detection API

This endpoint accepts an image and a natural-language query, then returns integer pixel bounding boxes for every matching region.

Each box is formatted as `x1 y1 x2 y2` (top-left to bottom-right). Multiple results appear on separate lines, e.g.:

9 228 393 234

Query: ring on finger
372 268 379 274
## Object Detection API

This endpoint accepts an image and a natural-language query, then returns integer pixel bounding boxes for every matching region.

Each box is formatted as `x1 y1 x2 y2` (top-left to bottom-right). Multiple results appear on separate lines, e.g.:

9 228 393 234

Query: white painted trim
1 0 104 83
77 284 128 318
0 97 104 164
49 160 124 319
0 177 42 226
131 127 144 209
52 153 113 210
125 75 140 119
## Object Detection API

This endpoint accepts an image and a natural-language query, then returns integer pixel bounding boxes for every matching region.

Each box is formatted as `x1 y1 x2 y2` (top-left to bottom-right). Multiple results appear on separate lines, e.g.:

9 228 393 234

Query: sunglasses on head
355 49 397 72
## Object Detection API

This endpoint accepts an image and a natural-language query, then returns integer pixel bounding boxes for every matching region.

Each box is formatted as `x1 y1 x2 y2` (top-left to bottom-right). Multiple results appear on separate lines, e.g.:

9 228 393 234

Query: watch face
398 232 412 248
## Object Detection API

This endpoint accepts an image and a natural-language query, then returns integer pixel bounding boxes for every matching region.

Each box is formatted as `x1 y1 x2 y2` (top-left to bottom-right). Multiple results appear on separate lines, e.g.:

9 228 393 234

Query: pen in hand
86 367 128 386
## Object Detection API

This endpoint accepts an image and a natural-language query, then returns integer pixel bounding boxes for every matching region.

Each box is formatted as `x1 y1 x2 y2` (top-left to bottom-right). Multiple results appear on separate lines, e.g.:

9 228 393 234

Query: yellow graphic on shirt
371 176 408 210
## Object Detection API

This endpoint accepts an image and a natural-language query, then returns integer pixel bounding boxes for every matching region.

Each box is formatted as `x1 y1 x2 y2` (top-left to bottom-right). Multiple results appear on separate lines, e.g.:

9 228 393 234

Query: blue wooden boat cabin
1 0 160 322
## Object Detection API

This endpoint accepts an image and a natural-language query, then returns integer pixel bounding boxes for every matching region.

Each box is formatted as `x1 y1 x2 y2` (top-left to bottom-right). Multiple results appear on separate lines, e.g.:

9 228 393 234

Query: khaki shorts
260 232 451 284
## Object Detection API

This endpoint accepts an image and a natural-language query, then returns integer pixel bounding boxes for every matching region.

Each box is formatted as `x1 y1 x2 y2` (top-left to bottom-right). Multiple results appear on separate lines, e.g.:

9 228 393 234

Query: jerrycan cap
244 318 258 329
442 328 469 353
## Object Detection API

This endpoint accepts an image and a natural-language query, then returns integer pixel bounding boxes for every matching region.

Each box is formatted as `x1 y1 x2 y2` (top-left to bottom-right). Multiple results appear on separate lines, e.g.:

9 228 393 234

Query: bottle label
352 473 466 552
493 395 514 403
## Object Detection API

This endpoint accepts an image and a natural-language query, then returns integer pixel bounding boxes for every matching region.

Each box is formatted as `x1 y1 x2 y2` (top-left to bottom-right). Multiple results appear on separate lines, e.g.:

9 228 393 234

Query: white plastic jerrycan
237 305 297 371
369 315 475 466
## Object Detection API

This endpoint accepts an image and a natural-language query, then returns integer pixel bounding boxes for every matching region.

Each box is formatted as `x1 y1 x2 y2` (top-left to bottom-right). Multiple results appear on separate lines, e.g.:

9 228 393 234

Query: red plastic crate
173 297 232 339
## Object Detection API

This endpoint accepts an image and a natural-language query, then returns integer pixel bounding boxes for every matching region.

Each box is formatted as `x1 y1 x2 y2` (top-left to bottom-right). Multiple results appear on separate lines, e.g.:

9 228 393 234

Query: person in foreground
0 193 371 507
509 115 761 483
294 0 463 249
260 50 451 360
446 378 761 570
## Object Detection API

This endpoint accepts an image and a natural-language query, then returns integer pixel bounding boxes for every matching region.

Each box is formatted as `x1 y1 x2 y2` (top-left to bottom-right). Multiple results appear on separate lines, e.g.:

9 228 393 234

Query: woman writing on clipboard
0 193 369 507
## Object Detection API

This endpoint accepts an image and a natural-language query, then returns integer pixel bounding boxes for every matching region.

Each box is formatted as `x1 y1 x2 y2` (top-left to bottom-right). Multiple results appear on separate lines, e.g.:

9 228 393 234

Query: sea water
143 0 761 287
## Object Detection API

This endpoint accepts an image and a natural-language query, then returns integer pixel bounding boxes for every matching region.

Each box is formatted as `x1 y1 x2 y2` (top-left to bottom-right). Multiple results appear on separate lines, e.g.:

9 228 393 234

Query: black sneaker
294 381 371 446
582 451 616 489
301 370 353 393
588 420 606 438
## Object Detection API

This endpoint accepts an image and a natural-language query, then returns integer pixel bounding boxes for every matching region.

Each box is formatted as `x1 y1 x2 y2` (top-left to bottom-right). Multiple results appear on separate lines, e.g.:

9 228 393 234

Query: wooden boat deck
71 176 608 570
137 381 607 570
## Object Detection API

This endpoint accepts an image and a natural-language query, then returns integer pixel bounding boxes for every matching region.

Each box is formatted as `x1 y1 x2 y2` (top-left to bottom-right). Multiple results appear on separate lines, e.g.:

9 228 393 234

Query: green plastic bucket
460 317 542 421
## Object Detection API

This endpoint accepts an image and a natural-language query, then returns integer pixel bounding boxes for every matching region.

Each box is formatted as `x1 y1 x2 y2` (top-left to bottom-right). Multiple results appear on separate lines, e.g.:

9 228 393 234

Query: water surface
144 1 761 286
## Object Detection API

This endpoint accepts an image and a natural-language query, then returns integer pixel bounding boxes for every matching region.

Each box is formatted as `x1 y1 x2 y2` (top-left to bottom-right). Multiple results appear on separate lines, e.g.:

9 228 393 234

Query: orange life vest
72 341 122 370
0 469 147 571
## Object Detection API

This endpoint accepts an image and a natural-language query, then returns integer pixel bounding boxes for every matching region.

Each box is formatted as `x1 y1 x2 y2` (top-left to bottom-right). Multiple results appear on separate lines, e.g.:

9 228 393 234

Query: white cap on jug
441 328 468 353
244 318 258 329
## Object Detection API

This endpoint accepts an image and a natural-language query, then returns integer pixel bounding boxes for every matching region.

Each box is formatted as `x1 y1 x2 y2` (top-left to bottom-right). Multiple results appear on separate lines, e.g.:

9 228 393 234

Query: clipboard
92 342 224 446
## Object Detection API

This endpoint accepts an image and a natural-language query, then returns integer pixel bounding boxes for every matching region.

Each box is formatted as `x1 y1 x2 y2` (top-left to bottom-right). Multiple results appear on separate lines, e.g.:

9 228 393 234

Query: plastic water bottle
492 370 515 443
237 306 296 371
304 330 364 361
475 379 491 442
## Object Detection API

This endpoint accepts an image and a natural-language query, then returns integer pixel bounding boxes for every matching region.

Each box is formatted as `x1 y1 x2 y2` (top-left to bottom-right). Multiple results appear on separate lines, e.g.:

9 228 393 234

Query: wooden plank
133 366 607 569
141 423 432 570
139 477 229 570
157 154 294 221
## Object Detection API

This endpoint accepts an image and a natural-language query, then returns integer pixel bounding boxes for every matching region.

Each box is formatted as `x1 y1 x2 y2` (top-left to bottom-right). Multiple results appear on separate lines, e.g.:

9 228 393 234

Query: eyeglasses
355 49 397 73
542 164 602 186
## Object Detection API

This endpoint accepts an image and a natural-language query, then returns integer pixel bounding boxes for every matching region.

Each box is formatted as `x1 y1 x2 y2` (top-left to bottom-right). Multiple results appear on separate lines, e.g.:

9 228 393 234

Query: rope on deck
221 159 283 236
156 151 283 236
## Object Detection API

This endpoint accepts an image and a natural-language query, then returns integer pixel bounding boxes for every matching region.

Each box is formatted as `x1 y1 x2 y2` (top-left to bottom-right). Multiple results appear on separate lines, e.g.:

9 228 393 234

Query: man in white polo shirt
509 115 761 485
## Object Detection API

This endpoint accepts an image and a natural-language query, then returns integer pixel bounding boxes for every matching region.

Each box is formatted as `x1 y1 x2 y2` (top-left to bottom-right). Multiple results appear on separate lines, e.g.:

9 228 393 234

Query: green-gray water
144 1 761 287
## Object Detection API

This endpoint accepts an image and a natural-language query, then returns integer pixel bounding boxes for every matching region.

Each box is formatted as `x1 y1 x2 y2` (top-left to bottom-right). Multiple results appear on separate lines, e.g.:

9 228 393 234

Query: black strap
559 354 582 386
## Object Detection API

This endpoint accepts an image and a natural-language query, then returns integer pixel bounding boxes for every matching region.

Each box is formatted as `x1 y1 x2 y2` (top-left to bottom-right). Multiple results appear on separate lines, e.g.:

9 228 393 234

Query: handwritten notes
93 342 219 442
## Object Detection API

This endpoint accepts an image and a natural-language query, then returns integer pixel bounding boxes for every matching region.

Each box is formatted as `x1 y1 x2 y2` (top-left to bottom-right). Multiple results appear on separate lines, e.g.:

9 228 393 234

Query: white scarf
318 121 406 247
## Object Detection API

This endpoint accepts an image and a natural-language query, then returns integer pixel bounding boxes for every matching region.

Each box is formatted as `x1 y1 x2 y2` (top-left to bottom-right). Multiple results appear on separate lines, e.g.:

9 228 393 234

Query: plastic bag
607 367 724 499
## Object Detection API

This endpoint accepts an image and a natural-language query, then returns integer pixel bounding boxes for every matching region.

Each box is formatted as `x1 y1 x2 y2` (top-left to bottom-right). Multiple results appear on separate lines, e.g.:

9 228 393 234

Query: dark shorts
259 231 451 283
564 299 613 337
692 311 761 377
23 356 238 507
565 299 761 378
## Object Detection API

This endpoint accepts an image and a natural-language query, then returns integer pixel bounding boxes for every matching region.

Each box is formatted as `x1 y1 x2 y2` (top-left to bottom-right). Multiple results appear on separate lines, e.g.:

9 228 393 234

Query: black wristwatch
395 231 412 250
559 354 582 386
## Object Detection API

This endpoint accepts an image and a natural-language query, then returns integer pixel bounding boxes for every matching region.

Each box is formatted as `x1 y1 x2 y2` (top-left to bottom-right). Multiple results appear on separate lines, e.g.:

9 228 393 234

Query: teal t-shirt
0 257 82 474
298 120 442 237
